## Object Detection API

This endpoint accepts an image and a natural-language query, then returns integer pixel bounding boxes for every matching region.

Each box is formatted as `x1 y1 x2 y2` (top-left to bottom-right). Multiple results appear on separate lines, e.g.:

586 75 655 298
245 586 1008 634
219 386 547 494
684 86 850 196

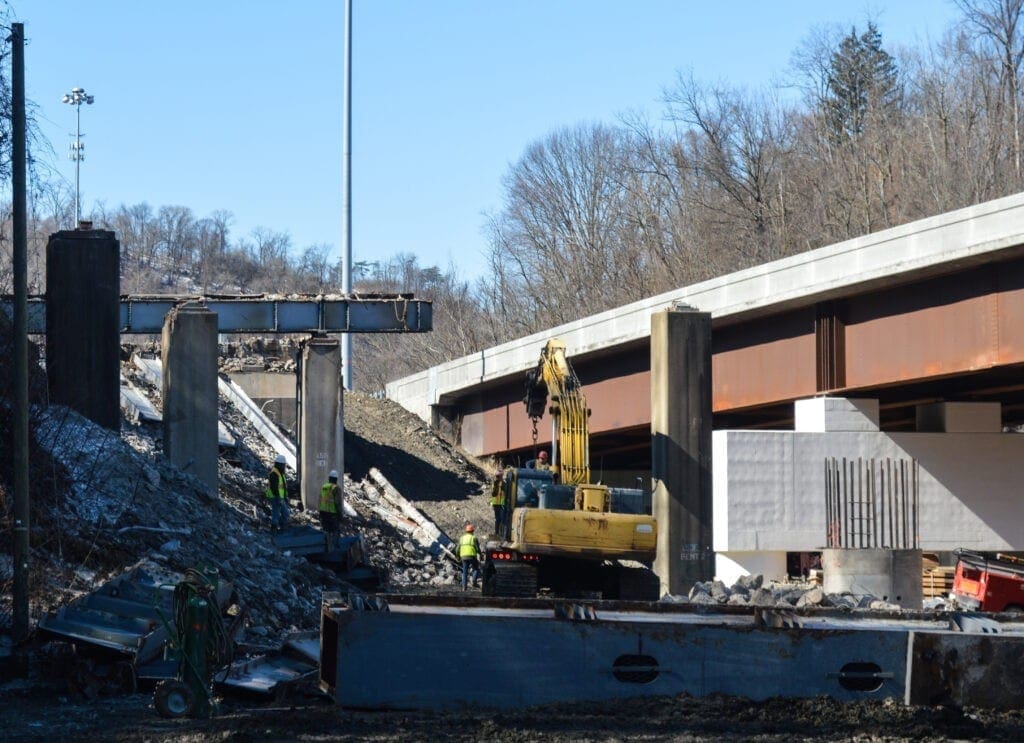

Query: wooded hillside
3 1 1024 391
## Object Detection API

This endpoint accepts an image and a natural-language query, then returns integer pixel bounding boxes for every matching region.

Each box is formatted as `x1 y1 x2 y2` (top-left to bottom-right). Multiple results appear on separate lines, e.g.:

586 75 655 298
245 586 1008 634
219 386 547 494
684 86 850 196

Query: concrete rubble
674 574 925 613
4 350 485 670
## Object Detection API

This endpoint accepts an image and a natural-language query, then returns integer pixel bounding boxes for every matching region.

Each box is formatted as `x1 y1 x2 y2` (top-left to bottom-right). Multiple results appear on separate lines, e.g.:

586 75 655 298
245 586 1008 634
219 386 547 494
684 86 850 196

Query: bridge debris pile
28 403 345 641
2 347 492 645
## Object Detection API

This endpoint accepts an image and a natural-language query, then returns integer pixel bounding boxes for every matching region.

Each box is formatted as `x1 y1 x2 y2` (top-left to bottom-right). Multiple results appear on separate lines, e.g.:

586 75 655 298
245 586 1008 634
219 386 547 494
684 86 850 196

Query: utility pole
11 22 30 643
341 0 353 390
61 86 94 226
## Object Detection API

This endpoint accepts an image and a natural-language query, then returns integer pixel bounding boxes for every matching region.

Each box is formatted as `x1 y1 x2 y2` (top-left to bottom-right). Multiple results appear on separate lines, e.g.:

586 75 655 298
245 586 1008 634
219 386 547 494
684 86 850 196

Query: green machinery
153 566 235 718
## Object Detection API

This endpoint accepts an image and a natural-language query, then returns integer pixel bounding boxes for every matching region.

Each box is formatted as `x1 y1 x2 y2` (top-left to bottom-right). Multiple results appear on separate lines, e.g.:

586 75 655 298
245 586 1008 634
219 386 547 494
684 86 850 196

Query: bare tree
663 75 795 264
956 0 1024 180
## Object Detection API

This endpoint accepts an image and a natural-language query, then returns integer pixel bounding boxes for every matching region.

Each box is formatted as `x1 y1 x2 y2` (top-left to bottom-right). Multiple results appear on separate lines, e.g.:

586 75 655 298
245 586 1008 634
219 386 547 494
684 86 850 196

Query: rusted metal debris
37 561 243 697
36 561 339 701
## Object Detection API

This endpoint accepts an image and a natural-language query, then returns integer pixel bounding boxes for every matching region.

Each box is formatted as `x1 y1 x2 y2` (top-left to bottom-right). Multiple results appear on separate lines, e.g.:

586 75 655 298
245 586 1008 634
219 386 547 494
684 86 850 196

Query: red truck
952 550 1024 612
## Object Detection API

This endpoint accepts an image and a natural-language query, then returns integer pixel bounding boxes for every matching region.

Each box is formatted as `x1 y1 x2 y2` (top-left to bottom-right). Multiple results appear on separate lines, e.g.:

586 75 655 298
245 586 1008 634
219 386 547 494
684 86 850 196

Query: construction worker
319 470 343 551
489 469 507 536
527 450 551 471
266 455 290 533
459 523 482 590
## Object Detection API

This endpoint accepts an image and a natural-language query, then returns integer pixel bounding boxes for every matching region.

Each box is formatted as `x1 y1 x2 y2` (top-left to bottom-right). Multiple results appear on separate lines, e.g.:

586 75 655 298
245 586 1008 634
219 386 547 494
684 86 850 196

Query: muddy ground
5 686 1024 741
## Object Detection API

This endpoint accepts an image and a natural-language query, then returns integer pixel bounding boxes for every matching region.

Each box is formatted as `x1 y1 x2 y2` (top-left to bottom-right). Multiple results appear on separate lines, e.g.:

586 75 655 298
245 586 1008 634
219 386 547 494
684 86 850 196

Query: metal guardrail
1 293 432 334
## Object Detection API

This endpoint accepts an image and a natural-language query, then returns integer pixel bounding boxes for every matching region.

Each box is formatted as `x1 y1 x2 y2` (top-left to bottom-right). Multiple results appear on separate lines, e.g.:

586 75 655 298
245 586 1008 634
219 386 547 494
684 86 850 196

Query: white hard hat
329 470 338 479
274 454 287 465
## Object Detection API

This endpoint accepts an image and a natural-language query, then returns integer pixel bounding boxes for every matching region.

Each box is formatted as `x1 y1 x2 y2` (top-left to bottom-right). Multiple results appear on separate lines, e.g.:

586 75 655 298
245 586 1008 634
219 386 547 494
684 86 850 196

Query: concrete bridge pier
651 307 714 597
162 305 219 497
45 229 120 430
298 336 344 512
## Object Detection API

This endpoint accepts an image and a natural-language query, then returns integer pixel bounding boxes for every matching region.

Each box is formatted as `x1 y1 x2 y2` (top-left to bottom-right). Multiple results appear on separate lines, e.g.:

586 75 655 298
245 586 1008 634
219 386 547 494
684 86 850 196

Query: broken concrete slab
367 468 453 554
120 377 161 424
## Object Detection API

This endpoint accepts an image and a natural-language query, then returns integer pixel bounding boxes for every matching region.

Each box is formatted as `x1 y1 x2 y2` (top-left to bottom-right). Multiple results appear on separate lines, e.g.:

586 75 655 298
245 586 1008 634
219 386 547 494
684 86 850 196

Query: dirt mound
343 391 497 539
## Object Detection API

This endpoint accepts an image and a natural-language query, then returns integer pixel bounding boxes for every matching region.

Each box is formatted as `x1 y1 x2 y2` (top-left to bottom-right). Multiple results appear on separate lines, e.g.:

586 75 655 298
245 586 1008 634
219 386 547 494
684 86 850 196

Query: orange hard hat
465 523 475 532
538 450 549 460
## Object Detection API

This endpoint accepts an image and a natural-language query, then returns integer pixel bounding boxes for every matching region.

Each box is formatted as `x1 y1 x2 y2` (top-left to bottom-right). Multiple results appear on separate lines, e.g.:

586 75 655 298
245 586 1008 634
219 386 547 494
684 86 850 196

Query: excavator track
614 564 662 601
487 562 538 598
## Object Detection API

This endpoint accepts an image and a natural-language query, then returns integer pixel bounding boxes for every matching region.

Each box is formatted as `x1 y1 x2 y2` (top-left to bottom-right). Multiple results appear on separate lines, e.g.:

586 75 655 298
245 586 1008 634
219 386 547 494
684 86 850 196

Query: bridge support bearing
651 307 714 598
162 305 219 497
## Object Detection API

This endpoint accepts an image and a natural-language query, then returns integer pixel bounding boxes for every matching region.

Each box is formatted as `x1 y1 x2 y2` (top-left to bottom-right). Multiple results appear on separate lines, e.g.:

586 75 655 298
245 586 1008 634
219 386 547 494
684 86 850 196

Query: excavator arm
523 339 590 485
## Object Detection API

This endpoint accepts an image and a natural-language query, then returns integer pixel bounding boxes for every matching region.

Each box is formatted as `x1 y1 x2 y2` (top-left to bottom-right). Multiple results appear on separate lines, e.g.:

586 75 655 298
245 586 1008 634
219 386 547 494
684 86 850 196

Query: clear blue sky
19 1 962 283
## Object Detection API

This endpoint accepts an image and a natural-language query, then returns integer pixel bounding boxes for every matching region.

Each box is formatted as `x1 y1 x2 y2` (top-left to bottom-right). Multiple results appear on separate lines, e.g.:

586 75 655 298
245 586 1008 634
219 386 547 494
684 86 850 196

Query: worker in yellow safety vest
265 455 290 533
489 470 507 536
459 523 482 590
319 470 343 551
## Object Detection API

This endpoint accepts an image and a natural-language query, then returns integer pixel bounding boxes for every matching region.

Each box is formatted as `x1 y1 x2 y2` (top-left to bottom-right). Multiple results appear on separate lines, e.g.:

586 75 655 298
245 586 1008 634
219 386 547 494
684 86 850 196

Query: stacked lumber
923 565 955 598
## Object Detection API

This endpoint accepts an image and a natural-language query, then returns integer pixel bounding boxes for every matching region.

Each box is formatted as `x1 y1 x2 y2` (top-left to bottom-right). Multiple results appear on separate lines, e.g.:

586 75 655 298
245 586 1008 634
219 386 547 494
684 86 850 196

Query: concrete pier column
299 336 344 512
45 229 120 430
651 307 713 597
823 549 923 609
162 305 219 496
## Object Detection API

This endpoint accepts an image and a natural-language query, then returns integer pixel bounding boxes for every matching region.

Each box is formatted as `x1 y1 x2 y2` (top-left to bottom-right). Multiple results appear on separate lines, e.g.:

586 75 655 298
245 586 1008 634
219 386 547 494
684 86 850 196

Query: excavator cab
494 467 553 540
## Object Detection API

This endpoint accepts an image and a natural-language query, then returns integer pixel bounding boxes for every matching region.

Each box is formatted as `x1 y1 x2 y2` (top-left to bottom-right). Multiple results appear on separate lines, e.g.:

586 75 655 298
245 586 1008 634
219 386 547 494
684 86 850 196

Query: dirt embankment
343 391 497 539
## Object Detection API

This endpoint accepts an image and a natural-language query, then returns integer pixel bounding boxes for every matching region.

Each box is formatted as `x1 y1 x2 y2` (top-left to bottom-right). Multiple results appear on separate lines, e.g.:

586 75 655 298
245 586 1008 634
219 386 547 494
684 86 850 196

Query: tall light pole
341 0 353 390
61 86 94 226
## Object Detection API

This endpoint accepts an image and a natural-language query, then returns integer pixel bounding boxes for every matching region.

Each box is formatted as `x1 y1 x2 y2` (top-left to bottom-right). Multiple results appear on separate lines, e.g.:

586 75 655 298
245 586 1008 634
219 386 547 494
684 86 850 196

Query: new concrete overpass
389 191 1024 472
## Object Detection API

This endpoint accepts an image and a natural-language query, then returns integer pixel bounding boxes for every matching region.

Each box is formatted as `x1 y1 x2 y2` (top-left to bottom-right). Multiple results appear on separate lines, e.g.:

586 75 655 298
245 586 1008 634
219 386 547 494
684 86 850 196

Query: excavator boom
524 339 589 484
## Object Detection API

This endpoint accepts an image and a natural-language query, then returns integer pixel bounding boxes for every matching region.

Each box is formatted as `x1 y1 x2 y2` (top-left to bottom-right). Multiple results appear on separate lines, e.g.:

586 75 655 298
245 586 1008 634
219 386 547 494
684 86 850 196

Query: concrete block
716 426 1024 554
916 402 1001 433
229 371 298 430
795 397 880 432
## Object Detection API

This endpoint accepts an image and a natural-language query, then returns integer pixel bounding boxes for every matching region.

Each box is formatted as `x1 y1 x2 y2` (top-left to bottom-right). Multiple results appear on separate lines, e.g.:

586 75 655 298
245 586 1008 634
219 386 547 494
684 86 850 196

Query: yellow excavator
480 339 660 600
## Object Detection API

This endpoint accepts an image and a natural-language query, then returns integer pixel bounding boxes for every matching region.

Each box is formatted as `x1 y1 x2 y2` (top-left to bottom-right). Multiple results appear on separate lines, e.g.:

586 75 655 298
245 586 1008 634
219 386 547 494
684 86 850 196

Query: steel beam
1 294 432 334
